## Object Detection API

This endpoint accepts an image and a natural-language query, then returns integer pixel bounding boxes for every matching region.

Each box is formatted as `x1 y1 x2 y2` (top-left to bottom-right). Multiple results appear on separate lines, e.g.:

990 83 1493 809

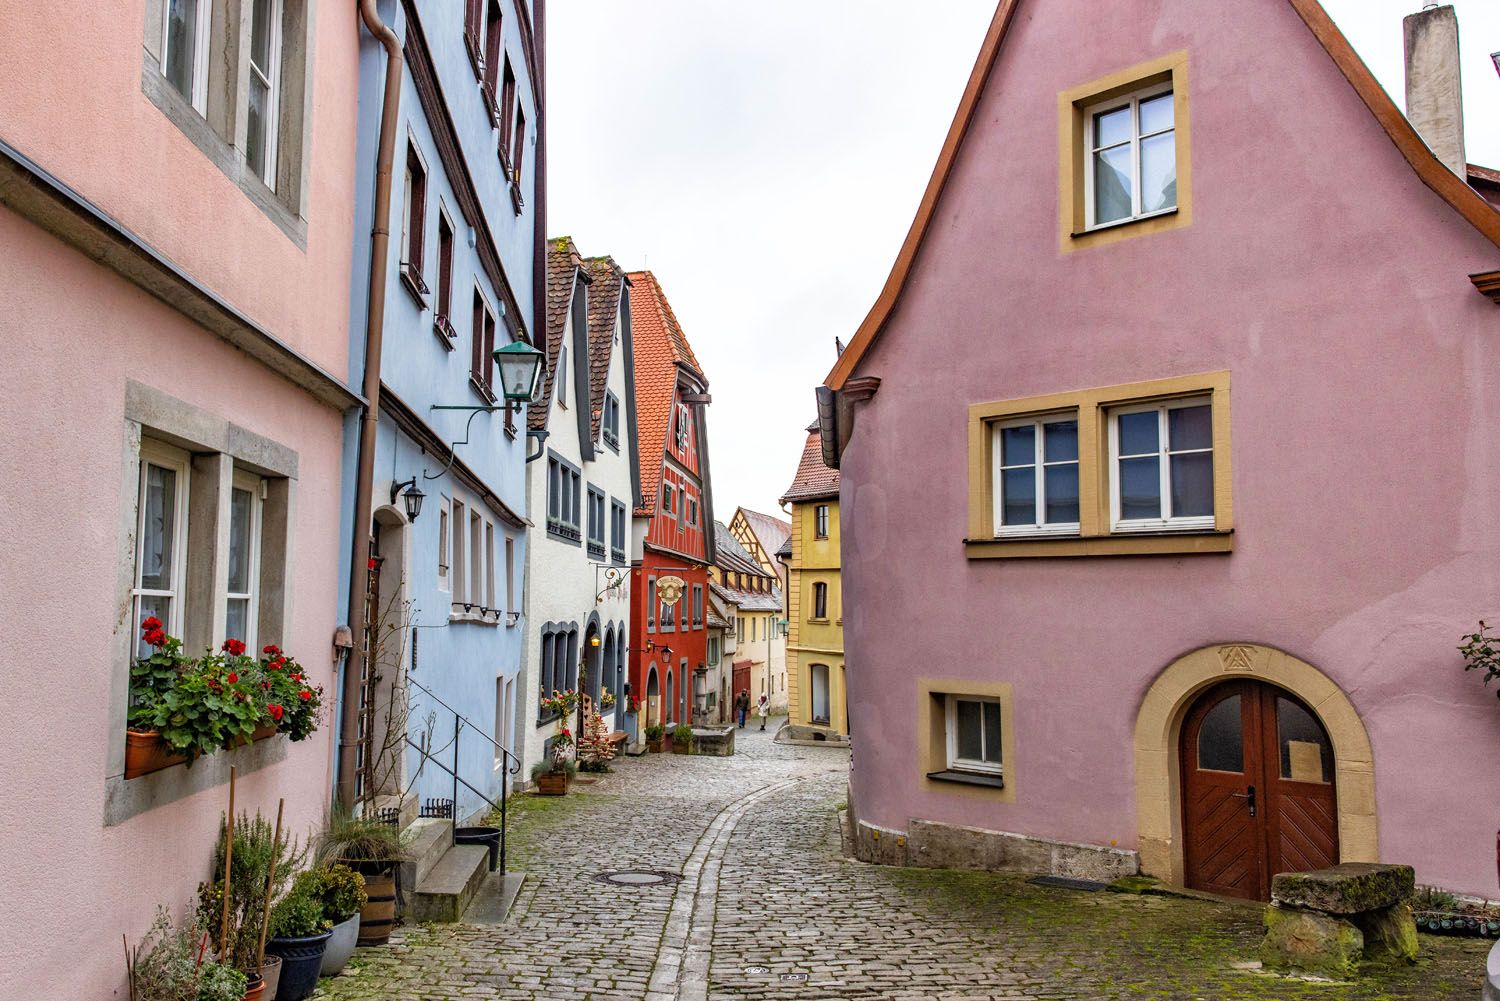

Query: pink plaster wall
0 0 359 375
0 206 346 998
841 0 1500 896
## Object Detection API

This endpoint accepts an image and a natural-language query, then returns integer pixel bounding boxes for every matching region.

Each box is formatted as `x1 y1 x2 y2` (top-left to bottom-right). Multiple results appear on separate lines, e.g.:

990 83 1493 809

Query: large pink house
0 0 360 995
824 0 1500 900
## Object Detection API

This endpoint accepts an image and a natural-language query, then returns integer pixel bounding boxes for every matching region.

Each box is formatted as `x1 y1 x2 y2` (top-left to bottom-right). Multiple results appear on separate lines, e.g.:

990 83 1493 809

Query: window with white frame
812 582 828 621
469 508 484 606
1110 398 1214 531
1086 84 1176 229
662 482 675 517
224 471 263 648
245 0 284 188
162 0 212 110
810 664 831 725
133 441 190 657
438 497 450 590
993 415 1080 536
815 504 829 539
484 521 496 611
504 536 515 614
451 498 467 604
945 695 1003 776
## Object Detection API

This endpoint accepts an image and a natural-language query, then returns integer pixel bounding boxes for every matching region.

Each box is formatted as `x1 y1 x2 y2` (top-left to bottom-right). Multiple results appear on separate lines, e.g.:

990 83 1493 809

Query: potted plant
265 871 333 1001
316 865 367 977
125 621 324 779
531 756 576 796
197 811 304 998
672 723 694 754
125 906 248 1001
644 724 665 753
315 809 409 948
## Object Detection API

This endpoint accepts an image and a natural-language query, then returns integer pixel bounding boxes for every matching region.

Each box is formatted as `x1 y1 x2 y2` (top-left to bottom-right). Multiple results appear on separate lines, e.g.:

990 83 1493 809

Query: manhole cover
593 870 682 887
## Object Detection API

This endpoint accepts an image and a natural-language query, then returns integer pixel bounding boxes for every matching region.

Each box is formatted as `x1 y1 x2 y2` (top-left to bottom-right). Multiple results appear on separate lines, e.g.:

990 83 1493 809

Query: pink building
824 0 1500 900
0 0 360 995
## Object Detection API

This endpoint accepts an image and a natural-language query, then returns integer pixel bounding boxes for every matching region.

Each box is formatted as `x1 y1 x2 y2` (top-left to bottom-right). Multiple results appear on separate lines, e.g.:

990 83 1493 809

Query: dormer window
1086 84 1176 228
675 403 690 451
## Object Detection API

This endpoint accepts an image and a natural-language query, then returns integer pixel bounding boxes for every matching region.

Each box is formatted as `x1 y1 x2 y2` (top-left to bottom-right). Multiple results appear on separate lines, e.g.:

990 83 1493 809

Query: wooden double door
1180 680 1339 901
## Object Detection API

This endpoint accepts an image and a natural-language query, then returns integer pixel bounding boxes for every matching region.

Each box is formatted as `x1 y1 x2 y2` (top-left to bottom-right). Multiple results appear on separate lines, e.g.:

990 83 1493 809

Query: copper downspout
339 0 403 810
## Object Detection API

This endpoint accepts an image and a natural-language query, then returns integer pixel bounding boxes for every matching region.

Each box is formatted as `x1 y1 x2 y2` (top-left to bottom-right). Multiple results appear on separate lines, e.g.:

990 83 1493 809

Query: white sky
547 1 1500 519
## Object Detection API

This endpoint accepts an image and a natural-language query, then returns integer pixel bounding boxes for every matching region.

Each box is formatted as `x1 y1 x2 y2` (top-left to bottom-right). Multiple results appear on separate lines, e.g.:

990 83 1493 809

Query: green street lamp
493 340 545 403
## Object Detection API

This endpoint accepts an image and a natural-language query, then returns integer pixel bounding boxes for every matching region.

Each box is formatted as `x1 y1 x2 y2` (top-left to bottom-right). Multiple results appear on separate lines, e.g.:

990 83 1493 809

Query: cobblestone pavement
320 723 1488 1000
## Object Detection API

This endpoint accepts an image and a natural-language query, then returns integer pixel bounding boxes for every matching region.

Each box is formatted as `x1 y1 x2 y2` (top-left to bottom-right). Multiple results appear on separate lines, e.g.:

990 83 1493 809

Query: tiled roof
738 508 791 569
775 536 792 560
628 271 707 516
582 256 627 441
780 429 840 504
532 236 583 431
713 523 783 611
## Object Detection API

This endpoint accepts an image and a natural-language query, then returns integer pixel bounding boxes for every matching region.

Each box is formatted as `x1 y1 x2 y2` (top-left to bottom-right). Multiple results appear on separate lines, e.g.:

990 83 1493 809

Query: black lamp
390 478 426 521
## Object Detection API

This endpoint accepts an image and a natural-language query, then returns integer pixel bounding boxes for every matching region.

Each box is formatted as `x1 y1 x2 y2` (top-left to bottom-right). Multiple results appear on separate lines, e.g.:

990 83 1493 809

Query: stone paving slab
318 727 1488 1000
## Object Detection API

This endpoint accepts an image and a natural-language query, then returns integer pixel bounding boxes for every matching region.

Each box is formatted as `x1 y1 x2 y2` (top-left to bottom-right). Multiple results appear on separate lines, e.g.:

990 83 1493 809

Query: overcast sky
546 1 1500 520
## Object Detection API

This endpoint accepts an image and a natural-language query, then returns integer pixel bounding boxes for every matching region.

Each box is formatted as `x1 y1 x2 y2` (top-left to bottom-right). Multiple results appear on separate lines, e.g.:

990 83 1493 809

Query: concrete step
464 871 526 925
407 843 490 923
401 817 452 890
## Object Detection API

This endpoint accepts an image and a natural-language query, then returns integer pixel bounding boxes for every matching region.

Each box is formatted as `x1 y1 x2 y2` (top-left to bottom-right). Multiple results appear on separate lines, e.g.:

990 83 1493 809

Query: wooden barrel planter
354 869 397 946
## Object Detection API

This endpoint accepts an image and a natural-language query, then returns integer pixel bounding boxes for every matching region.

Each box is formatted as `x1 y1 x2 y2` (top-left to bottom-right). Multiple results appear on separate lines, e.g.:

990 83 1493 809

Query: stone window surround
106 380 300 827
140 0 316 246
917 677 1017 802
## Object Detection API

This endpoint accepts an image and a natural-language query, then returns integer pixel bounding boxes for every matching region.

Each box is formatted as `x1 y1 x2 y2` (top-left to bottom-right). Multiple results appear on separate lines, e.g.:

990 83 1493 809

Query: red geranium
268 704 284 722
262 645 280 655
141 616 163 632
227 672 238 684
298 690 312 701
222 638 246 656
144 629 167 648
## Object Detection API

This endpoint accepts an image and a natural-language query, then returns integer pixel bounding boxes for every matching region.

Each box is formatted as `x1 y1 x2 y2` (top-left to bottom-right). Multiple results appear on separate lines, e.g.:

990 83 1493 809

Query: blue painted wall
343 0 541 821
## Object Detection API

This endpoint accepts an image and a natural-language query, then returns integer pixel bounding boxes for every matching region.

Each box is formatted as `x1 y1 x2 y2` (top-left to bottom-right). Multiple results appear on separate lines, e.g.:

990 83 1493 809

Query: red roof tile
780 429 840 504
628 271 707 516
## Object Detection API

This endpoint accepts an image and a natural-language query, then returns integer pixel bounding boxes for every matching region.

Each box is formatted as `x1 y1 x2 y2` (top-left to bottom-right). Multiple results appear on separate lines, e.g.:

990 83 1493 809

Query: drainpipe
338 0 403 811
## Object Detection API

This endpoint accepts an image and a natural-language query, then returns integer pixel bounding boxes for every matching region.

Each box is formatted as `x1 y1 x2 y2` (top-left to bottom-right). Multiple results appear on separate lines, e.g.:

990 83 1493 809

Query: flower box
123 725 279 780
534 770 570 796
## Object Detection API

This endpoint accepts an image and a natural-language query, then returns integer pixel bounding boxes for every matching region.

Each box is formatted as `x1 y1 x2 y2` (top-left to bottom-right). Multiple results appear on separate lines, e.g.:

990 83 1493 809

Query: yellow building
780 428 846 737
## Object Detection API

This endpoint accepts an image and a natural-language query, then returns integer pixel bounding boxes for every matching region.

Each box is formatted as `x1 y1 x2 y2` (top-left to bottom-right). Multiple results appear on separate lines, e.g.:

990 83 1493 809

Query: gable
826 0 1500 393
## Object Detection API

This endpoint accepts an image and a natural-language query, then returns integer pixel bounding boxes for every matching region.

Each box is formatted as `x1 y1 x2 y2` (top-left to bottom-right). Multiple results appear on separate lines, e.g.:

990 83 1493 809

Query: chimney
1404 5 1467 176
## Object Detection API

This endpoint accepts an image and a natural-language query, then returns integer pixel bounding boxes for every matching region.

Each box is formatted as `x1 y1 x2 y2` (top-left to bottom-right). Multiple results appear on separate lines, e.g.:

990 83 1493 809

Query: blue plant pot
267 929 332 1001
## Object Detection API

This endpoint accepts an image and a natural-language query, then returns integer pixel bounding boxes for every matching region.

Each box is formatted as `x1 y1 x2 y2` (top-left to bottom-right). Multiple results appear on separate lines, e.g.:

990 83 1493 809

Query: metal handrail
404 736 504 815
407 676 521 772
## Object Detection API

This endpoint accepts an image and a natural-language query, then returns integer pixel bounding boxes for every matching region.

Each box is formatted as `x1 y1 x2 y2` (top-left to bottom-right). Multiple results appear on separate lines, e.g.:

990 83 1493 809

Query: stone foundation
852 816 1139 880
689 726 735 756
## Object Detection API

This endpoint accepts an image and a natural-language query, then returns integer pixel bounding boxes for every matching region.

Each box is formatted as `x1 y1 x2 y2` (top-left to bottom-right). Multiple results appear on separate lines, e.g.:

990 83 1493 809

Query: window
484 521 496 610
469 508 484 607
647 577 657 631
587 486 606 560
814 504 829 539
707 636 719 666
504 536 515 615
481 0 503 117
993 416 1080 536
162 0 211 110
812 582 828 621
749 617 756 642
1109 398 1213 531
810 664 831 725
499 57 517 170
244 0 285 188
463 0 484 76
545 456 581 542
675 403 690 452
472 287 497 398
510 105 526 189
692 585 704 627
946 695 1003 776
556 344 567 408
132 442 190 657
1086 84 1176 229
966 372 1229 558
225 472 263 648
451 498 466 604
662 482 675 516
736 616 743 640
610 499 627 564
687 497 698 527
661 590 676 632
435 211 456 340
603 392 621 450
401 143 429 299
438 500 450 590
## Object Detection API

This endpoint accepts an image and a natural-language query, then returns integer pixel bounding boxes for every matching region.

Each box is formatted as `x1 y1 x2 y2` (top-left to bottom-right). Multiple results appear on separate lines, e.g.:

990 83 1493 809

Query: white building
519 239 639 778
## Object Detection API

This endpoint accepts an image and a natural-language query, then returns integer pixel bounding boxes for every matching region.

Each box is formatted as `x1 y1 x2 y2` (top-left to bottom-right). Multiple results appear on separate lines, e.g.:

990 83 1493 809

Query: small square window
1085 85 1176 229
945 695 1003 776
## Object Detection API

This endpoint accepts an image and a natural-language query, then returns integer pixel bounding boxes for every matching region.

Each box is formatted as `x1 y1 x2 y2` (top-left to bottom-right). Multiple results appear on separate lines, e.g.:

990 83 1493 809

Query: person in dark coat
735 690 750 728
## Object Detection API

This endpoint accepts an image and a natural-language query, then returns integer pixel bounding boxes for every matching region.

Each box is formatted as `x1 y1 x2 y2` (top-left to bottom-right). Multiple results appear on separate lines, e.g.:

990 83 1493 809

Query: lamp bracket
390 477 417 506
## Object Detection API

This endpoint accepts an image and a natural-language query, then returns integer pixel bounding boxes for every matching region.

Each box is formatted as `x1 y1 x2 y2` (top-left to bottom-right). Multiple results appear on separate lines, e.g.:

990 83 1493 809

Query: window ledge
808 618 830 625
469 375 498 405
1073 206 1178 238
433 315 458 348
400 265 430 309
926 769 1006 790
964 529 1232 560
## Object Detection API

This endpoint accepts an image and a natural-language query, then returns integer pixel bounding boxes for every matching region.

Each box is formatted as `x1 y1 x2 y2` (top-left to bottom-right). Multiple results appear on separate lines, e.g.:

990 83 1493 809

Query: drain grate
1028 875 1108 892
593 869 683 887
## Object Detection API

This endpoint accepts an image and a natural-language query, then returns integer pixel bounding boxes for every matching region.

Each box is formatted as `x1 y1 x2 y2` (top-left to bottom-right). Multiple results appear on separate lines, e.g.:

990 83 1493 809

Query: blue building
342 0 545 825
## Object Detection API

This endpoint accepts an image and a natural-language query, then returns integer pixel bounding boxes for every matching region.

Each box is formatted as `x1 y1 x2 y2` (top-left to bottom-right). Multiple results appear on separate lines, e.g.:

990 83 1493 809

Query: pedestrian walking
735 689 749 728
757 693 769 731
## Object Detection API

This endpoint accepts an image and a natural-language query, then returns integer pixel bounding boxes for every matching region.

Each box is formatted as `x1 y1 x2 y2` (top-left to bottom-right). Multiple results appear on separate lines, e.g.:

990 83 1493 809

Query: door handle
1231 785 1257 817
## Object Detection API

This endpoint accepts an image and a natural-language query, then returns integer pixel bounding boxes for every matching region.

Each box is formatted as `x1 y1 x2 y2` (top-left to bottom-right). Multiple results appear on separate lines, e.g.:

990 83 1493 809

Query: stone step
401 817 453 890
407 843 490 924
464 871 526 925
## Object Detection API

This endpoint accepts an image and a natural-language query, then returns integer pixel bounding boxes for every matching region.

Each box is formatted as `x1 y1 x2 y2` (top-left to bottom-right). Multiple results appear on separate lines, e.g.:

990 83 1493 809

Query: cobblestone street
320 726 1487 1001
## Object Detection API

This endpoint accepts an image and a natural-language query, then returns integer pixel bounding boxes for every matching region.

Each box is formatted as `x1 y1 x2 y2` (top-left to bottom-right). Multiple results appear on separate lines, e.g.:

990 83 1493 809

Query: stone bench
1260 863 1418 978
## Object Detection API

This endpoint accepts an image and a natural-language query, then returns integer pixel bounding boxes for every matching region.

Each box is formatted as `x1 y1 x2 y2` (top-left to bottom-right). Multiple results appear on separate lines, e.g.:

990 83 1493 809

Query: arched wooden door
1180 680 1338 900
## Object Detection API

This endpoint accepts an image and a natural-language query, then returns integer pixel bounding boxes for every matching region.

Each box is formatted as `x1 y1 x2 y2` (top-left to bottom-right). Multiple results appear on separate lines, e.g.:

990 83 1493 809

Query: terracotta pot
242 972 265 1001
355 870 397 947
535 771 570 796
123 730 186 779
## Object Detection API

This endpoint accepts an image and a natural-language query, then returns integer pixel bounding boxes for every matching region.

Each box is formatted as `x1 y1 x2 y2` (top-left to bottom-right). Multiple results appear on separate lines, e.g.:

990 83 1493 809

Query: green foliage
672 723 694 743
1459 621 1500 700
320 864 368 923
268 870 332 939
578 758 611 773
1414 885 1461 912
197 810 306 970
126 906 248 1001
315 806 410 868
644 724 665 741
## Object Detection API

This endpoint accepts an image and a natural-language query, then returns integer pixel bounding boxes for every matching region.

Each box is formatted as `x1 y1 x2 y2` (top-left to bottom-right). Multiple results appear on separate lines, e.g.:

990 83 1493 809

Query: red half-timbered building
626 272 716 734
